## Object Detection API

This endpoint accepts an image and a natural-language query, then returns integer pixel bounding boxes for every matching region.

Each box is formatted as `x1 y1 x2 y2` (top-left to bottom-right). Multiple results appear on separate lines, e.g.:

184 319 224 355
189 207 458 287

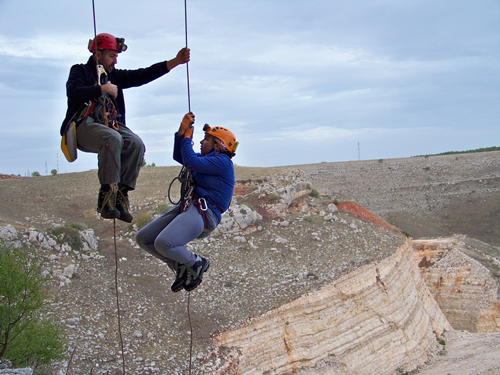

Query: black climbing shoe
171 264 187 293
185 256 210 292
116 189 133 223
97 189 120 219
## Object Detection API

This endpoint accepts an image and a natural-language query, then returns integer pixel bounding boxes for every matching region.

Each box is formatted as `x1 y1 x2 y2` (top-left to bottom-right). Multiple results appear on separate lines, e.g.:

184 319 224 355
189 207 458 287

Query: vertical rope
187 292 194 374
184 2 194 372
184 0 191 113
183 2 194 372
113 216 126 374
92 2 125 373
92 0 97 38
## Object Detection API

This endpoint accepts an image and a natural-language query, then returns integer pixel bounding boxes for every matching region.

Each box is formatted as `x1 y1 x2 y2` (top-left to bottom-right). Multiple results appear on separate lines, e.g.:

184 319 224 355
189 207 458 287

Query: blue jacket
173 133 235 221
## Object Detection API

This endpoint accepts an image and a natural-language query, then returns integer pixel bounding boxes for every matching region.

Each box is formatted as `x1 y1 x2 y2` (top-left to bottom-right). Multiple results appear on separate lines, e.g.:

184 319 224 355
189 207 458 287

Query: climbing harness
168 165 195 211
167 168 216 237
94 51 120 130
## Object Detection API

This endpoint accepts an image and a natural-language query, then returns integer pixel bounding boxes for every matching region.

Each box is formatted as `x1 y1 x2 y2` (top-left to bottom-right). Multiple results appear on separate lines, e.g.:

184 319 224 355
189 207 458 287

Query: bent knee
135 229 150 248
96 129 123 151
129 136 145 153
154 236 175 254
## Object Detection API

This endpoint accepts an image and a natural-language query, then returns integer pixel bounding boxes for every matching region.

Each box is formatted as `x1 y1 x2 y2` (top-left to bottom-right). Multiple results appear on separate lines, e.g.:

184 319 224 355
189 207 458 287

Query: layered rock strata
210 240 451 375
412 236 500 332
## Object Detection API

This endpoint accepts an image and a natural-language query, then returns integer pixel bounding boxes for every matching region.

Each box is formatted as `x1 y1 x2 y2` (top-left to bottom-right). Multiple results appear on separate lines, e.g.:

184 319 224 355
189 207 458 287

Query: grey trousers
76 117 145 189
136 203 219 271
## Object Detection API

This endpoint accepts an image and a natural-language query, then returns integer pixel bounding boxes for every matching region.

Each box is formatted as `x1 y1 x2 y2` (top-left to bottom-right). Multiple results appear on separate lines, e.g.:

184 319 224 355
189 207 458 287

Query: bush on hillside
0 241 65 368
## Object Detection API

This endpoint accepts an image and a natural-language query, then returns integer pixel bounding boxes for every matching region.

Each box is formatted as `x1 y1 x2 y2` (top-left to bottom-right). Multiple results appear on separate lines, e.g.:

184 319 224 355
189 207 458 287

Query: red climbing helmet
88 33 127 53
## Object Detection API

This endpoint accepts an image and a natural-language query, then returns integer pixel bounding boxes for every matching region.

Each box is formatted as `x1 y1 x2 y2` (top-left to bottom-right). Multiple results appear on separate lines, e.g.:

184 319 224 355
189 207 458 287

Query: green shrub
310 189 320 198
333 199 339 205
135 213 153 229
267 193 280 202
51 225 82 250
0 242 65 368
69 222 87 231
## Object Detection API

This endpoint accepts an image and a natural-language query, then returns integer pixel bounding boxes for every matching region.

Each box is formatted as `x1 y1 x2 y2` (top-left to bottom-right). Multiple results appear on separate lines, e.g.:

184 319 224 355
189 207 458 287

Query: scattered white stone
80 229 98 251
275 237 288 244
0 225 22 248
62 264 76 278
328 203 338 213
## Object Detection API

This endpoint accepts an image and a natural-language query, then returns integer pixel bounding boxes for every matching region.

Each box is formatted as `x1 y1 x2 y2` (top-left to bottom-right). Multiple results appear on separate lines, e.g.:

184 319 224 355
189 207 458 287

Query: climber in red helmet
61 33 190 223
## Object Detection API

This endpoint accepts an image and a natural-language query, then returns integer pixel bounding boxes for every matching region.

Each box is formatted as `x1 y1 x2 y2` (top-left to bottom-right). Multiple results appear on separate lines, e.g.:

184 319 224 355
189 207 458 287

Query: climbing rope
113 213 126 375
91 1 127 373
183 2 195 374
92 0 97 38
184 0 191 113
187 293 194 374
91 0 196 373
167 166 194 207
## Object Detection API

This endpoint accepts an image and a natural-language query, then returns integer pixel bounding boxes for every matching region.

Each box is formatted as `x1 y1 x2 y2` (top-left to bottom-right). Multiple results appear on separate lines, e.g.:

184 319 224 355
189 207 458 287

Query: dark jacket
173 133 235 221
61 56 170 135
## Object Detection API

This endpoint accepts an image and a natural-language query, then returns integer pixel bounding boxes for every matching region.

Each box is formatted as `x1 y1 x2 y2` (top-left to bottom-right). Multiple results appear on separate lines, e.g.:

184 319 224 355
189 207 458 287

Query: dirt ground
417 330 500 375
1 151 499 374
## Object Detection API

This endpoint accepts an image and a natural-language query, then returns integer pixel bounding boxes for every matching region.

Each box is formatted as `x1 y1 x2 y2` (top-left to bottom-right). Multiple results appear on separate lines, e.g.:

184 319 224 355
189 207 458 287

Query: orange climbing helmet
88 33 127 53
203 124 239 153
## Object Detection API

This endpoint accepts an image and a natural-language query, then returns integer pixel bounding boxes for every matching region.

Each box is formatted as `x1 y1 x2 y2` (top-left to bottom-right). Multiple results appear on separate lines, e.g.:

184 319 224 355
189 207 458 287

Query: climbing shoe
185 255 210 292
116 189 133 223
171 263 187 293
97 188 120 219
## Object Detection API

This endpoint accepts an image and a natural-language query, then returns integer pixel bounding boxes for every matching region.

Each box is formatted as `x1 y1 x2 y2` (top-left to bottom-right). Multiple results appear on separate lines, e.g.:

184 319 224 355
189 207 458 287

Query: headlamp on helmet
203 124 239 153
88 33 127 53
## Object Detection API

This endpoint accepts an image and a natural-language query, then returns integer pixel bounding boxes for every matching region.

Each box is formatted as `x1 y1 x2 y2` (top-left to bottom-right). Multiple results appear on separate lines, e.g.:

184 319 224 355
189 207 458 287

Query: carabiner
198 197 208 211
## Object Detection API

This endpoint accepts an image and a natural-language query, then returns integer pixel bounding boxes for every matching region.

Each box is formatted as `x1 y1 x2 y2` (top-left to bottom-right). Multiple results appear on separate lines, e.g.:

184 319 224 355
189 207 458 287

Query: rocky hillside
301 151 500 246
0 151 499 374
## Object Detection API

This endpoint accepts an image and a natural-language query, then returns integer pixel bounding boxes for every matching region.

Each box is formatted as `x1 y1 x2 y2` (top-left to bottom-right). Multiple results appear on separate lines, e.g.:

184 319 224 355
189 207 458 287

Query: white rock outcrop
210 239 451 375
413 237 500 333
0 225 22 248
213 204 262 235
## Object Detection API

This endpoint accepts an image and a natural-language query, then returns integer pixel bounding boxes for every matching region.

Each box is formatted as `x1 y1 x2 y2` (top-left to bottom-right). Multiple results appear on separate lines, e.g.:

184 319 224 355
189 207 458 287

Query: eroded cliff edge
413 236 500 333
208 240 451 375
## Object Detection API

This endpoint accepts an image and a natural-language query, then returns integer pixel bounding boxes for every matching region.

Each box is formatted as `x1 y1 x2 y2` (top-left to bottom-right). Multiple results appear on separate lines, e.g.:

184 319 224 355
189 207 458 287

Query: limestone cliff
412 236 500 332
208 240 451 375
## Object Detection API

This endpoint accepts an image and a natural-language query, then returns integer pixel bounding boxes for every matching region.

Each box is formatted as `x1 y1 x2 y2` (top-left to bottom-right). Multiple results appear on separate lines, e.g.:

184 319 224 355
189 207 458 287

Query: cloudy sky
0 0 499 176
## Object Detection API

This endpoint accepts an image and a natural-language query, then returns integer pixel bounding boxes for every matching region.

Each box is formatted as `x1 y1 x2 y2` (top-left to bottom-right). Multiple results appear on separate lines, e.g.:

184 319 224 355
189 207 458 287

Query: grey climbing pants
76 117 145 189
136 203 219 271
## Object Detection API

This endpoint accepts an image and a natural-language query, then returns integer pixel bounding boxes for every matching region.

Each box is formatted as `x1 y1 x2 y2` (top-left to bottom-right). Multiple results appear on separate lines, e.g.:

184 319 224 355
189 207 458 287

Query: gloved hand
181 112 195 130
184 125 194 139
